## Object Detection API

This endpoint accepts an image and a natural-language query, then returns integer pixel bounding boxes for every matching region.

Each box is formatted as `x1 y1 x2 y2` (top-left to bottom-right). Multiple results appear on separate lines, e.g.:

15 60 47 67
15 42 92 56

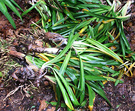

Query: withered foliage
6 28 65 85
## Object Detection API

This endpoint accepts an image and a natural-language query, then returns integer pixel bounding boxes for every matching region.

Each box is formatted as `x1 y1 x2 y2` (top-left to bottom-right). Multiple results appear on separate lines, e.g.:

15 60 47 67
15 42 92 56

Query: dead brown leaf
38 99 47 111
8 46 25 59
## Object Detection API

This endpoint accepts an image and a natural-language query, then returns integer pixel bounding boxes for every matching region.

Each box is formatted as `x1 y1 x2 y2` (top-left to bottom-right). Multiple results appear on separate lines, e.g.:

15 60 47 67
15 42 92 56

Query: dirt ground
0 1 135 111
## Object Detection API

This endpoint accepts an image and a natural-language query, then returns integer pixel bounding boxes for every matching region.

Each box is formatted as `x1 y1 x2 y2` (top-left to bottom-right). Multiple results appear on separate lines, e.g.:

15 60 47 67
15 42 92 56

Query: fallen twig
3 85 24 101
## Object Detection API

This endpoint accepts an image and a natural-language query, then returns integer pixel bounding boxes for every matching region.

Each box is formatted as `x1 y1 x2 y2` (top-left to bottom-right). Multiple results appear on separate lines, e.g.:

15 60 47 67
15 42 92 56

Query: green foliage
0 72 2 77
0 0 23 29
22 0 134 110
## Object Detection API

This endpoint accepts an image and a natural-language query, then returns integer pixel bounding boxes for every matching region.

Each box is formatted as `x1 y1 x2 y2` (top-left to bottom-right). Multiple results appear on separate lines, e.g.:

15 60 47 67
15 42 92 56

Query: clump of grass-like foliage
7 0 135 110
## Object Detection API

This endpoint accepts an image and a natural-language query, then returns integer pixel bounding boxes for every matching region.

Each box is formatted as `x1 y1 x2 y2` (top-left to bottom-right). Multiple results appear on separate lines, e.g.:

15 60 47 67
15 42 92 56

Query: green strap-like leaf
3 0 22 20
65 68 78 85
85 75 106 81
0 1 16 29
86 83 95 111
79 56 85 103
53 70 74 110
52 23 76 30
88 81 111 106
54 69 80 106
53 17 68 27
10 0 24 12
63 7 75 20
59 50 71 76
76 17 96 30
52 10 56 26
86 38 123 63
21 1 41 16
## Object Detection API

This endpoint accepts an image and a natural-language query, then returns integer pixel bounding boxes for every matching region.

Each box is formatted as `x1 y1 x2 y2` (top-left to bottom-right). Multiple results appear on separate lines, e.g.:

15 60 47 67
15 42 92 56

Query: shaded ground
93 78 135 111
0 1 135 111
0 79 55 111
